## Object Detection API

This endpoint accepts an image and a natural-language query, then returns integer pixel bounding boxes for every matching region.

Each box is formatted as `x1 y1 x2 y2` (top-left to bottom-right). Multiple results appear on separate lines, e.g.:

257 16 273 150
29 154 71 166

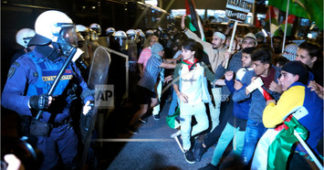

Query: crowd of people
1 9 323 170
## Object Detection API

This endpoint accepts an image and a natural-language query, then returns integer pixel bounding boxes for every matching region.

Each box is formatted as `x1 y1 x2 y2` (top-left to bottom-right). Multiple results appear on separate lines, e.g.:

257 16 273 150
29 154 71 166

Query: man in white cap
181 17 227 72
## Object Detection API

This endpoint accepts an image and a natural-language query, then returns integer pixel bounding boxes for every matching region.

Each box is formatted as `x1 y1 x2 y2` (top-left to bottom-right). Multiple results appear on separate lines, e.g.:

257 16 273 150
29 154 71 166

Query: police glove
29 95 51 110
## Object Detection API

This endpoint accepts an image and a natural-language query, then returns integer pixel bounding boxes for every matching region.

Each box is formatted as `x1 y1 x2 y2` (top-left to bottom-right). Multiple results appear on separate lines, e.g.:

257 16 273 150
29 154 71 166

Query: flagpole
294 130 323 169
269 7 273 49
224 20 239 69
228 20 238 53
282 0 290 53
197 14 205 41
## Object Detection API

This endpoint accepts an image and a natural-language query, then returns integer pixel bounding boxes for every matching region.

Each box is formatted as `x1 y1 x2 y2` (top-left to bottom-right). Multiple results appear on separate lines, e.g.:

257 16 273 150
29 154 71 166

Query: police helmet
16 28 36 48
29 10 74 46
106 27 115 35
126 29 136 36
136 29 145 38
89 23 101 36
76 24 89 33
113 30 127 38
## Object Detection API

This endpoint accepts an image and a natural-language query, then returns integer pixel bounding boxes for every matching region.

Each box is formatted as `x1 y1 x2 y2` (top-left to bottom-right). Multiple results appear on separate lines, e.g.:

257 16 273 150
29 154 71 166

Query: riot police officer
15 28 36 50
2 10 94 170
89 23 101 41
105 27 115 48
112 30 127 53
135 29 145 53
11 28 36 64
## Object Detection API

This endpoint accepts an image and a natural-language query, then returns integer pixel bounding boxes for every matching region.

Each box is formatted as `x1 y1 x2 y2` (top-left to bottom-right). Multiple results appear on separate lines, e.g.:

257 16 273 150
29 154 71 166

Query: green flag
185 16 197 32
166 107 180 129
267 116 308 170
269 0 323 30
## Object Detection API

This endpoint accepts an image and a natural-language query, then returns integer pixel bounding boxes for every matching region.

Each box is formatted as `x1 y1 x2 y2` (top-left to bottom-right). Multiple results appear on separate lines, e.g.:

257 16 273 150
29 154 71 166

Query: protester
193 33 259 161
172 39 217 164
232 48 281 166
137 34 159 77
251 61 323 170
181 15 227 132
199 47 255 169
128 42 174 134
296 42 323 86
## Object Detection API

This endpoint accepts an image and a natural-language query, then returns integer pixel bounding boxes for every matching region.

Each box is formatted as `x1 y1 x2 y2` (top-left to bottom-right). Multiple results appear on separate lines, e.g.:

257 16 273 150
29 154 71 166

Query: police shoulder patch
13 62 20 67
7 66 16 78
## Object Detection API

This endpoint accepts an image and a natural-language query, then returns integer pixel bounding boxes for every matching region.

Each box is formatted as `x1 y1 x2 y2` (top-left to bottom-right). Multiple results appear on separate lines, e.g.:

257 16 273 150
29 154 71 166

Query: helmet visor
60 25 78 47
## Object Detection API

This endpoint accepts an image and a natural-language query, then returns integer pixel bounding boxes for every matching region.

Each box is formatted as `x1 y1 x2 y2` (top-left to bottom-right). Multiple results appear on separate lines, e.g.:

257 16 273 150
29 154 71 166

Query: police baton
35 48 84 120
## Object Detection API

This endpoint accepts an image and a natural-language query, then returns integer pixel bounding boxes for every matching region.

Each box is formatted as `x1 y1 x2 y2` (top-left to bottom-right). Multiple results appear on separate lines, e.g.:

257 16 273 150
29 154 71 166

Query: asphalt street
106 102 215 170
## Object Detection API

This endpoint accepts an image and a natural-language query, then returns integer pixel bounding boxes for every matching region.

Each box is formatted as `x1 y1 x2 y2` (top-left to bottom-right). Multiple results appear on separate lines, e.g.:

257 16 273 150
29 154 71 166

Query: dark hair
251 48 272 64
299 42 322 59
173 32 188 49
181 39 203 61
242 47 256 55
273 56 289 67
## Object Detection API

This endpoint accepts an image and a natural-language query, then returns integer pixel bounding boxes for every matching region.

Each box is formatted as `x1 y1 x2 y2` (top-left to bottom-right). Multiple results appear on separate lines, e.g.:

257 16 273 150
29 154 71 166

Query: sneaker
184 150 196 164
198 163 218 170
153 114 160 120
193 141 207 162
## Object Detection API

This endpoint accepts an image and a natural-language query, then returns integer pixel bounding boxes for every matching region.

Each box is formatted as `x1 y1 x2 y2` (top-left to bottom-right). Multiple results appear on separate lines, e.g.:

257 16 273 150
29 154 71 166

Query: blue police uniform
2 46 93 169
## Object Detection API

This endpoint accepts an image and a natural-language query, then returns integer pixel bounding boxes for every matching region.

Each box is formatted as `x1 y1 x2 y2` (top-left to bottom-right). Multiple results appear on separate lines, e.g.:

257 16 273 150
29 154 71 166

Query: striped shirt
137 55 162 92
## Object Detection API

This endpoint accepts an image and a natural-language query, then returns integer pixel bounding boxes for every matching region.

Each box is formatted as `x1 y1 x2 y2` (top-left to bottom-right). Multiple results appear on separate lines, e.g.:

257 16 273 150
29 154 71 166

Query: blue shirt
225 79 250 120
232 66 281 123
214 51 243 101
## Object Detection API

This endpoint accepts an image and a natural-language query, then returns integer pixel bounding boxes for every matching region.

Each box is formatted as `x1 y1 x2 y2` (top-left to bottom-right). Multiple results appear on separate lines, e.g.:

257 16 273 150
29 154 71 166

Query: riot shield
87 45 111 89
81 45 111 167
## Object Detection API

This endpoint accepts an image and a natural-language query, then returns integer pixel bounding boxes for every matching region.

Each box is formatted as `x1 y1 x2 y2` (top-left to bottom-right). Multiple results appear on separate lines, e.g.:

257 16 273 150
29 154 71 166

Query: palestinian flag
255 87 308 169
267 116 308 170
275 15 296 37
251 115 308 170
270 14 296 37
166 107 180 129
269 0 323 30
185 0 205 40
265 6 279 24
265 6 279 37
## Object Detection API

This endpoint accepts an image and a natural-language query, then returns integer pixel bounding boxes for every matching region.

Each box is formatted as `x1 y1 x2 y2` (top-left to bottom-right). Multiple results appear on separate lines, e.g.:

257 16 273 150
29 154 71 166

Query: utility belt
21 116 71 137
30 118 71 136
